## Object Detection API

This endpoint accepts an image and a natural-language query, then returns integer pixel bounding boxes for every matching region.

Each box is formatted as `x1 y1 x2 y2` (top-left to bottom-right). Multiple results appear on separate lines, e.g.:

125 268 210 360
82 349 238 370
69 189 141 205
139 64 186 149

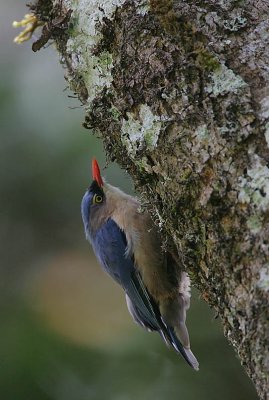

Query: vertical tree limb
29 1 269 398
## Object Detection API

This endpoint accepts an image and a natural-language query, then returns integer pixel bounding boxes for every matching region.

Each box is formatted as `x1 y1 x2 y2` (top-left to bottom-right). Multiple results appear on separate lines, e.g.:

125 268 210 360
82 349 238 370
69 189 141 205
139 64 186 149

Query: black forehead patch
89 180 104 196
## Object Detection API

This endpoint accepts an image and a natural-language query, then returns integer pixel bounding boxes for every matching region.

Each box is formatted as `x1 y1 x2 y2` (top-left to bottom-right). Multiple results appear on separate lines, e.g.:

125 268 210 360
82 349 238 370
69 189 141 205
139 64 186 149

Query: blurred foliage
0 1 258 399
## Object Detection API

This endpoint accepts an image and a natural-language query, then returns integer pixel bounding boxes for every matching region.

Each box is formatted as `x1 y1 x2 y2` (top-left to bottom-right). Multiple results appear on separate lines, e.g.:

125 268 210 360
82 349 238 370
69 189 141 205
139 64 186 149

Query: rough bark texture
30 0 269 398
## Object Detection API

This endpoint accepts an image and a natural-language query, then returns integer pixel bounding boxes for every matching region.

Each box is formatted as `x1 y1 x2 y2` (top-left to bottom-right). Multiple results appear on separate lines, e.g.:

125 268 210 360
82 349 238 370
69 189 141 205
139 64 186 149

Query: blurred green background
0 2 258 399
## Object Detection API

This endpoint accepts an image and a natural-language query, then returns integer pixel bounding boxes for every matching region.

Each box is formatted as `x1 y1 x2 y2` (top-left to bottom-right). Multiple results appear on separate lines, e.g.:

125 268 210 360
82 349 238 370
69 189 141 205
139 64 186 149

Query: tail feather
163 325 199 371
125 270 199 370
183 348 199 371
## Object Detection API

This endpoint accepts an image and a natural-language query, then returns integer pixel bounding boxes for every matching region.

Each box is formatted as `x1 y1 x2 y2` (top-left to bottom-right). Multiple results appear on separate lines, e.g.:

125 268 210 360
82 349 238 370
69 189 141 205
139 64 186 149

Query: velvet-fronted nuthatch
81 159 199 370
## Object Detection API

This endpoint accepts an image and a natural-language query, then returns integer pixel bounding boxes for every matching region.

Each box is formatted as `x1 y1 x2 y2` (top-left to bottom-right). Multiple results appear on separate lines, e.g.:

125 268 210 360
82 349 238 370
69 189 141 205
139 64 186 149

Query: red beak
92 158 104 187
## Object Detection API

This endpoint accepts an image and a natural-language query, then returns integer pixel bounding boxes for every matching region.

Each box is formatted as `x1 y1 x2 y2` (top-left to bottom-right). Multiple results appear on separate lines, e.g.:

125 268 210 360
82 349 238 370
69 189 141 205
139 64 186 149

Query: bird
81 158 199 370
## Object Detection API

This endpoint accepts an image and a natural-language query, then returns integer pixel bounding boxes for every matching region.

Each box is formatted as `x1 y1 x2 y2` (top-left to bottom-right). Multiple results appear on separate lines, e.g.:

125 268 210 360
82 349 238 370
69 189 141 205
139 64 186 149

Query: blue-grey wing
125 294 158 331
92 218 132 284
92 218 198 369
92 218 163 331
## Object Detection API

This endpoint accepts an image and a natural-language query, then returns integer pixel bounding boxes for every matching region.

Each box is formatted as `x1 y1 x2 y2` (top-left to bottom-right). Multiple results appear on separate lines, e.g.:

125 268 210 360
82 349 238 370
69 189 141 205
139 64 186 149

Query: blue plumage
93 218 132 285
81 161 199 370
86 213 162 331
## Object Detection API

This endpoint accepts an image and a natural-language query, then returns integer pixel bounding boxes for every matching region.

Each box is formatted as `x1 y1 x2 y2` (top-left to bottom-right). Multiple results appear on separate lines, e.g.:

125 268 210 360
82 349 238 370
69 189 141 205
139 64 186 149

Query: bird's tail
162 325 199 371
128 270 199 370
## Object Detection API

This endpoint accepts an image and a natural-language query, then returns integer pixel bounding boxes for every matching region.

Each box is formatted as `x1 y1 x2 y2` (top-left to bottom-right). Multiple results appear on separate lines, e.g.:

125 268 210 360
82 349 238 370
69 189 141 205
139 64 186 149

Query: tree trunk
30 0 269 398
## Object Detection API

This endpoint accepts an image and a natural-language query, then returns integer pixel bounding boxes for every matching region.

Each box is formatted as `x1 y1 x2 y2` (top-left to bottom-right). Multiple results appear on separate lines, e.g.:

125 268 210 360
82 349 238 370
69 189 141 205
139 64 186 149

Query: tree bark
31 0 269 398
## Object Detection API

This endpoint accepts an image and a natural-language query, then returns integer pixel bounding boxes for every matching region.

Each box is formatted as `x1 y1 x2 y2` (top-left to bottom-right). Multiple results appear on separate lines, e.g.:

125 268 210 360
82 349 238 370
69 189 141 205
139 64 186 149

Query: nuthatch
81 159 199 370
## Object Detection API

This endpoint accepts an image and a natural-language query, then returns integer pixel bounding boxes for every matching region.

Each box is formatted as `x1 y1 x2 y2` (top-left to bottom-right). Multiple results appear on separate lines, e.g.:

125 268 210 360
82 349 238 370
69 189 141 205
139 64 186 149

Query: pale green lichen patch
191 124 227 171
195 124 209 140
121 104 162 158
137 157 154 173
63 0 125 102
259 96 269 147
223 15 247 32
257 265 269 292
206 64 247 96
134 0 149 15
247 215 263 235
238 155 269 212
191 124 211 166
110 105 121 120
259 96 269 120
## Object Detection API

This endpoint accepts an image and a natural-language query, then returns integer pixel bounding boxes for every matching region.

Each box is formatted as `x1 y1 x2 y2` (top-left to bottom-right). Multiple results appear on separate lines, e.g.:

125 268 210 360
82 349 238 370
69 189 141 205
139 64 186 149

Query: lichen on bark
30 0 269 398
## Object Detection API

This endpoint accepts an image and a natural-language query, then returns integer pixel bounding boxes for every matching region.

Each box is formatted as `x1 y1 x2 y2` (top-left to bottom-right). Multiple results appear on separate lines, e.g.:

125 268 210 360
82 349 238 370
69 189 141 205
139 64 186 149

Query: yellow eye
93 194 103 204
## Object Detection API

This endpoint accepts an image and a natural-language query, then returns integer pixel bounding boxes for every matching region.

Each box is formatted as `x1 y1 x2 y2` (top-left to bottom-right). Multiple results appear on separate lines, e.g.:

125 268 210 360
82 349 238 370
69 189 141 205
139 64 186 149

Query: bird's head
82 158 137 240
81 159 106 235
